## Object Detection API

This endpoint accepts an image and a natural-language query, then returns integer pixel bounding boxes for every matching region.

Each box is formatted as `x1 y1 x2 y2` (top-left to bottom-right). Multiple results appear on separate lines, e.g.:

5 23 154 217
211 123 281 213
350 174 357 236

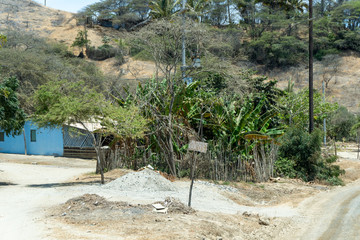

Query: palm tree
187 0 211 21
149 0 181 19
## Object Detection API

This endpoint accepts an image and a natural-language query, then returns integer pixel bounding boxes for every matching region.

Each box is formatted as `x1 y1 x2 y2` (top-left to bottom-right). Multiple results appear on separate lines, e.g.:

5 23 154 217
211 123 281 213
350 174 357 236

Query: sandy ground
0 154 96 240
1 148 360 239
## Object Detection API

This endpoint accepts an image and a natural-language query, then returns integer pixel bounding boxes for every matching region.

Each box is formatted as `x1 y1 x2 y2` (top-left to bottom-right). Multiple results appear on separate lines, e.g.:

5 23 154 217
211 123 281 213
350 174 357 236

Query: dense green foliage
110 70 285 180
247 33 307 68
279 87 338 130
0 77 26 136
32 80 106 128
278 128 344 185
32 80 148 183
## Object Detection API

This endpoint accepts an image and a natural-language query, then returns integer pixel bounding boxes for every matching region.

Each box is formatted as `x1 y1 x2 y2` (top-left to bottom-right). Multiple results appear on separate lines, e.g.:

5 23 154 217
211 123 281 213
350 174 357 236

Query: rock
259 217 270 226
242 211 251 217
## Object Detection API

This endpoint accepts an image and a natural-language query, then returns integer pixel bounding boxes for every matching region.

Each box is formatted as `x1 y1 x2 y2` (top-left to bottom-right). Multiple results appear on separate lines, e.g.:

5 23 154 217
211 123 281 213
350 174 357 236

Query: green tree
187 0 211 21
149 0 181 19
71 30 90 54
328 106 357 141
32 80 147 183
0 77 26 136
0 34 6 48
259 0 308 12
204 0 228 26
279 88 338 129
234 0 256 25
79 0 150 29
247 32 307 68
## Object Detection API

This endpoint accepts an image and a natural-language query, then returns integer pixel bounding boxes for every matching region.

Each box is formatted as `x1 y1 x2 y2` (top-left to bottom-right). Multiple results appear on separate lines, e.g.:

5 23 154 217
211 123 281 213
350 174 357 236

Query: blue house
0 121 64 156
0 121 98 158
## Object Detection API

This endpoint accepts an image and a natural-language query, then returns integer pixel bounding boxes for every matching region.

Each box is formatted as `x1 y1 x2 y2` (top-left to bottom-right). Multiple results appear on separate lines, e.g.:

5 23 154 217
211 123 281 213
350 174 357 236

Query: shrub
274 157 297 178
86 45 118 61
279 128 322 181
278 127 344 185
208 42 233 58
247 32 307 68
328 106 357 141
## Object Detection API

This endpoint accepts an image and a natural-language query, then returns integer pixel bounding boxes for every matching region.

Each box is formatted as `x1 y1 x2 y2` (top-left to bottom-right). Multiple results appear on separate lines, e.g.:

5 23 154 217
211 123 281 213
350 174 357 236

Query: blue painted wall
0 121 64 156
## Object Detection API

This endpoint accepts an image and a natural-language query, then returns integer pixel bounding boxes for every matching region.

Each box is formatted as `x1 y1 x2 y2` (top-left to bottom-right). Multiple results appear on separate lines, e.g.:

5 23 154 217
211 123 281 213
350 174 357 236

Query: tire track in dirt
296 180 360 240
318 190 360 240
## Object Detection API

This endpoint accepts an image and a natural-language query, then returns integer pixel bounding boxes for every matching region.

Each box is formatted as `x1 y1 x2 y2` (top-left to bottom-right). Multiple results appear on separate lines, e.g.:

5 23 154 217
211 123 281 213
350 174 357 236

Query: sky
33 0 100 13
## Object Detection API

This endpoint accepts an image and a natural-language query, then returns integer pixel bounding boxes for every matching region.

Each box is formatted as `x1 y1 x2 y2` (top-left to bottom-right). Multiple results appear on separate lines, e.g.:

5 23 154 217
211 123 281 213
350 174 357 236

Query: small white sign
188 140 208 153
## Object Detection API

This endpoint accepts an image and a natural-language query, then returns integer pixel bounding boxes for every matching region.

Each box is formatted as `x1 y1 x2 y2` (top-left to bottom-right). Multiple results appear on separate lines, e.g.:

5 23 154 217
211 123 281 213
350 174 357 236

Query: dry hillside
0 0 121 48
1 0 360 113
264 51 360 114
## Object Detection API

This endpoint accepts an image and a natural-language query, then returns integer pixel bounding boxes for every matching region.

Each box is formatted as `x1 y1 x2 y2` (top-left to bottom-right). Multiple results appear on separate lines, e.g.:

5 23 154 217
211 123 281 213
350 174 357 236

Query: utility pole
181 0 186 80
44 0 46 6
309 0 314 133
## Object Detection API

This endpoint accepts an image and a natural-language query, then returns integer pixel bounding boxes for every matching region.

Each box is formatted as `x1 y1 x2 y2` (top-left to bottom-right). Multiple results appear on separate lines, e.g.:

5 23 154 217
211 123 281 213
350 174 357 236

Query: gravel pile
104 168 177 192
196 180 239 193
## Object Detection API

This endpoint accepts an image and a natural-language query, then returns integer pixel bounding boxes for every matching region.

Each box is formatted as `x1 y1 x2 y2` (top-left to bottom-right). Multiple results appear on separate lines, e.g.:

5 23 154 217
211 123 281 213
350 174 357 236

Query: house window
0 132 4 142
30 130 36 142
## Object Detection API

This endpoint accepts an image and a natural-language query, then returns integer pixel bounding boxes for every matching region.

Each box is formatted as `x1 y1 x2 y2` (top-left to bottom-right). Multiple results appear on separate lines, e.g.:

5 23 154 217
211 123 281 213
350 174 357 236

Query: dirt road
1 151 360 239
0 154 95 240
283 179 360 240
287 151 360 240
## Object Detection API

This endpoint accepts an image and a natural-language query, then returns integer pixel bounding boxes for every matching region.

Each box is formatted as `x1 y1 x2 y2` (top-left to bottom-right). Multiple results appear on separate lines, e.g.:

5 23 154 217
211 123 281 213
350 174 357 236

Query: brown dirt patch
336 158 360 183
223 179 323 208
47 194 290 240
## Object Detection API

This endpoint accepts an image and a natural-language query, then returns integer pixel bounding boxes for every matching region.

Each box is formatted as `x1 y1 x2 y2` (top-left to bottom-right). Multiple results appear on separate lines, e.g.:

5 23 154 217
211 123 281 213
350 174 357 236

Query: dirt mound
104 168 177 192
55 194 150 224
163 197 195 214
63 194 114 212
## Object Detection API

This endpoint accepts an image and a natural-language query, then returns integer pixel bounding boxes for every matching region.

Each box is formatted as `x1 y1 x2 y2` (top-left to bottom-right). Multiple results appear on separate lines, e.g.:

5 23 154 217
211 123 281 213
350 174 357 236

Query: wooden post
187 140 207 207
188 152 196 207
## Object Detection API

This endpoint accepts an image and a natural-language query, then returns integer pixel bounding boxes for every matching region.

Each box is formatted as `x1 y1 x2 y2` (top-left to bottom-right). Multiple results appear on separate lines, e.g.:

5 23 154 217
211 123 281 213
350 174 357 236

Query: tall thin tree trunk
94 146 105 184
80 121 105 184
